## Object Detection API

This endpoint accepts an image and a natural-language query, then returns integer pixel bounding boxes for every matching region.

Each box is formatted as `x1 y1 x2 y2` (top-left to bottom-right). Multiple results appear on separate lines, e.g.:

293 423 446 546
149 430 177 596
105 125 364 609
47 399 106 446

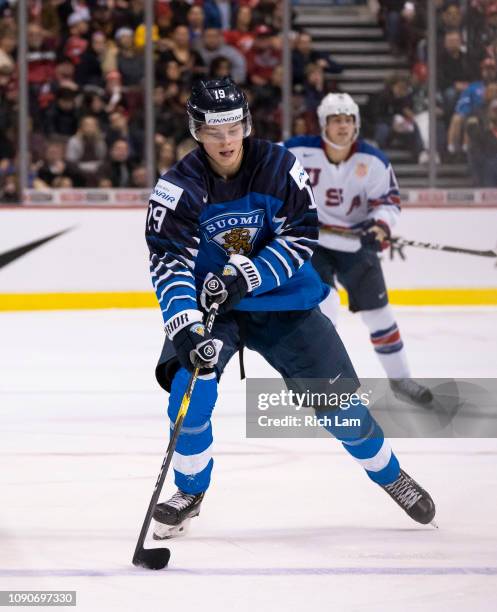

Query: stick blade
133 547 171 570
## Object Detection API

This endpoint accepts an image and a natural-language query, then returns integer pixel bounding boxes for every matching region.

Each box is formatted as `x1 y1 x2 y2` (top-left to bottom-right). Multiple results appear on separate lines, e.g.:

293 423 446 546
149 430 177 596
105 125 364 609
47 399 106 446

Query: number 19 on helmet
186 77 252 143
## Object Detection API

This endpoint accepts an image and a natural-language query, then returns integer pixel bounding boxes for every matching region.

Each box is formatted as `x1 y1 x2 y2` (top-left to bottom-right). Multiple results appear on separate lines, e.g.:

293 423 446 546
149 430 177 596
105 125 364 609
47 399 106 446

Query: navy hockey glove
360 219 391 252
172 322 223 373
200 255 262 314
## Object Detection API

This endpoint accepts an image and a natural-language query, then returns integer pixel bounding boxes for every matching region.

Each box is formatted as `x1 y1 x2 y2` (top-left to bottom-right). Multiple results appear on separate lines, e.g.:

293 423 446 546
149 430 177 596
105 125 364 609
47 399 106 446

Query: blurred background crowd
371 0 497 186
1 0 497 202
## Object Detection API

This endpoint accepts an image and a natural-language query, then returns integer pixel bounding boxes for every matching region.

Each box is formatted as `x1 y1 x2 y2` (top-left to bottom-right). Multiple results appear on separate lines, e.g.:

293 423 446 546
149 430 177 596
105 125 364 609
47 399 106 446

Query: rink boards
0 203 496 309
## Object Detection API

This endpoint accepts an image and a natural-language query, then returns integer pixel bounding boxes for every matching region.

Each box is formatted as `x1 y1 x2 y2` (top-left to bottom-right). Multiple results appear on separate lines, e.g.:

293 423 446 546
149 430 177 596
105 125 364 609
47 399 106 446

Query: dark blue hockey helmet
186 77 252 141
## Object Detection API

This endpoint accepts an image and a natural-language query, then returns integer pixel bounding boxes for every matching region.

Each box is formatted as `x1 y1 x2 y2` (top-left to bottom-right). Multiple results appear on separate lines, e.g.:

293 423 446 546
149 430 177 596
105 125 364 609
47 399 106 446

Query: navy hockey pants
155 308 399 494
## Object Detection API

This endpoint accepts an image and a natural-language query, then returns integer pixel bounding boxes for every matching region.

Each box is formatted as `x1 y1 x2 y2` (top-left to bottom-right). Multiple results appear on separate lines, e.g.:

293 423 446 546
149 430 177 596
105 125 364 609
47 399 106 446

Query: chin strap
321 132 356 150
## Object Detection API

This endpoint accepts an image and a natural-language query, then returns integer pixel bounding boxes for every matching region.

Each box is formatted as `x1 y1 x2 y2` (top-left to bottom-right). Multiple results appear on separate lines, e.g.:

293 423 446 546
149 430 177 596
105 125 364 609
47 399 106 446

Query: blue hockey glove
172 322 223 373
360 219 391 252
200 255 261 314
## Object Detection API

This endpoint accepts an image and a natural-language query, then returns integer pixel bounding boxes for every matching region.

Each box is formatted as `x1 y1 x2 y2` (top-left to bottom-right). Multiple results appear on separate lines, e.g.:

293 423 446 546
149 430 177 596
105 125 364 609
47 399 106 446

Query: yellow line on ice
338 288 497 306
0 292 157 311
1 288 497 311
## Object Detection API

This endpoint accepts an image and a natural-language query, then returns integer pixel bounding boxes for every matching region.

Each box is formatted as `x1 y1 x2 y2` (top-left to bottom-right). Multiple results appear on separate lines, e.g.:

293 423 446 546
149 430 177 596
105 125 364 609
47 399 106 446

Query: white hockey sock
360 305 411 379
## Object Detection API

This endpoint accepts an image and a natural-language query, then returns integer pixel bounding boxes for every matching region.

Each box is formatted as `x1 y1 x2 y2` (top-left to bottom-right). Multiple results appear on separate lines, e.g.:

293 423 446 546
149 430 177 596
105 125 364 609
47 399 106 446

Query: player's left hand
360 219 391 252
200 265 249 313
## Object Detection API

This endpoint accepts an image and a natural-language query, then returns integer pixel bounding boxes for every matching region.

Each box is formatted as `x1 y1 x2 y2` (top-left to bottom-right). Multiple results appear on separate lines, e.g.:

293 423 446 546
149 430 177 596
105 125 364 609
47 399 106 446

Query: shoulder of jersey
250 138 298 181
169 148 205 187
355 139 390 168
252 137 294 162
151 149 205 211
253 138 315 193
284 135 322 151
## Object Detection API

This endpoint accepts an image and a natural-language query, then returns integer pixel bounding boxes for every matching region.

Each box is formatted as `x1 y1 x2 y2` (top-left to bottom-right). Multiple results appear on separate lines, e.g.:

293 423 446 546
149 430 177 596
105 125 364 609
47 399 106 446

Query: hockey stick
132 299 220 570
388 238 497 259
320 224 497 259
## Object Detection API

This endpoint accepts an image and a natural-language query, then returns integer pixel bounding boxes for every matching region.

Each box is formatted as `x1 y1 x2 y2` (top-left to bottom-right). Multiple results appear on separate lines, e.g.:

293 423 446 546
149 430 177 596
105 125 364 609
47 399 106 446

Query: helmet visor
189 110 252 143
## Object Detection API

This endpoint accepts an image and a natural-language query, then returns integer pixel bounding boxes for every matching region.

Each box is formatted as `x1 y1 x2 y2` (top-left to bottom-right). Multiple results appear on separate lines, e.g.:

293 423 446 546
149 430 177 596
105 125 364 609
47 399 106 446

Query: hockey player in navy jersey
145 78 435 538
285 93 432 406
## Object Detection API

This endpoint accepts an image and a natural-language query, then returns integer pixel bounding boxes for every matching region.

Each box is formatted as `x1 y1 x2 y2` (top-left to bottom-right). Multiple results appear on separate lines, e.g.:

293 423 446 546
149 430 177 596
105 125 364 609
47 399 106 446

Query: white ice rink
1 306 497 611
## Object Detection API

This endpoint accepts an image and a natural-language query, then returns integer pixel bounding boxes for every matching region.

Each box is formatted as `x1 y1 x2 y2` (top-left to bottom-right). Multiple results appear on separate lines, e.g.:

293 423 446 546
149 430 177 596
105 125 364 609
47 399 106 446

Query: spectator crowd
1 0 497 201
372 0 497 184
0 0 345 201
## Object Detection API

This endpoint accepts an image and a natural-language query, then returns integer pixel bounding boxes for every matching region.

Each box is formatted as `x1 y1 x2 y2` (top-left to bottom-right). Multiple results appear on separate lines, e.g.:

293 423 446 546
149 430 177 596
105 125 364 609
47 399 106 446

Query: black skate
390 378 433 405
382 469 436 526
153 490 204 540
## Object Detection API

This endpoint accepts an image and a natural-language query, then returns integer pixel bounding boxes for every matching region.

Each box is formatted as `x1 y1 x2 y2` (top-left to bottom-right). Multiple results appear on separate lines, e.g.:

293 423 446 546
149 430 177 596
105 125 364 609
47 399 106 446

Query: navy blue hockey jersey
145 138 329 328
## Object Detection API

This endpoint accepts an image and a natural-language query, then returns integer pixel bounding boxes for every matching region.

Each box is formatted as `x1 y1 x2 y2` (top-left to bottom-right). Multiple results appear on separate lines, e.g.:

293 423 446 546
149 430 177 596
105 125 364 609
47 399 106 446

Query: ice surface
1 307 497 611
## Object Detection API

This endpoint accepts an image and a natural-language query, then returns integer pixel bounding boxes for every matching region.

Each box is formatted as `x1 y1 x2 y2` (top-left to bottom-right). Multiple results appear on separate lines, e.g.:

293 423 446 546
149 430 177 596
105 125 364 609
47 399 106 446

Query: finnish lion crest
201 209 265 255
222 228 253 255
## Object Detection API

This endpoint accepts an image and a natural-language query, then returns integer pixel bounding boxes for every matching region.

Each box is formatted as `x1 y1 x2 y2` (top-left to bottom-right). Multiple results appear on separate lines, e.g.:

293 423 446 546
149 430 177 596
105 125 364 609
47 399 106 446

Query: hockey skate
382 469 436 526
153 490 204 540
390 378 433 405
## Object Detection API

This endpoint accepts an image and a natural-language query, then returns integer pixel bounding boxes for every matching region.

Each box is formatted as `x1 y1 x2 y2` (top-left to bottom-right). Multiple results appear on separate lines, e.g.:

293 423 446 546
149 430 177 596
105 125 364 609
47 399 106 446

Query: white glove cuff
164 309 203 340
229 254 262 292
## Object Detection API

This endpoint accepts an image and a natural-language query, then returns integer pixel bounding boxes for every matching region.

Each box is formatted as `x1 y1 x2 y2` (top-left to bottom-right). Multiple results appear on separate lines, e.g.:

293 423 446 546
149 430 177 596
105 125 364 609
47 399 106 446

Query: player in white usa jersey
285 93 432 405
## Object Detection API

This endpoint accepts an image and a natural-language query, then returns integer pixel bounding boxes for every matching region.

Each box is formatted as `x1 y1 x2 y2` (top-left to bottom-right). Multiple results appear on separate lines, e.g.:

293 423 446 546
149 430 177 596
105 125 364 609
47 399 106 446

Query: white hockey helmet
317 93 360 148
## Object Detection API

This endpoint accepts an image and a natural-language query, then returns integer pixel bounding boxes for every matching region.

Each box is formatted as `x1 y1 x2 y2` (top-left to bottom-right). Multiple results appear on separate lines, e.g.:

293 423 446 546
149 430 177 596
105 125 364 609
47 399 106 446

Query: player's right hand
360 219 391 252
200 267 249 313
172 322 223 372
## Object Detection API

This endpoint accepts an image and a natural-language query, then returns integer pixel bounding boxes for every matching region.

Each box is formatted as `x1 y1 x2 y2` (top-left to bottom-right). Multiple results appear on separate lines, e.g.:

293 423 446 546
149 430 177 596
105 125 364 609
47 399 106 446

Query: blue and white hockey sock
360 305 410 379
167 367 217 495
322 401 400 486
